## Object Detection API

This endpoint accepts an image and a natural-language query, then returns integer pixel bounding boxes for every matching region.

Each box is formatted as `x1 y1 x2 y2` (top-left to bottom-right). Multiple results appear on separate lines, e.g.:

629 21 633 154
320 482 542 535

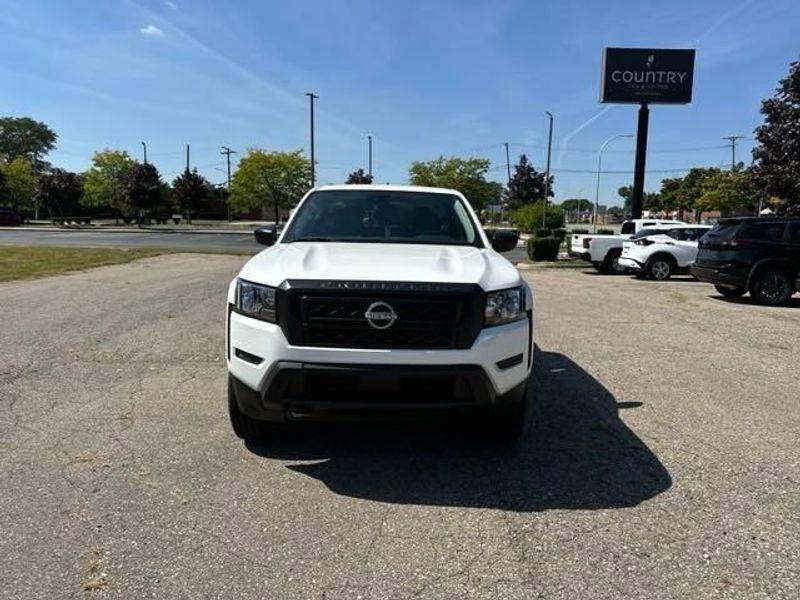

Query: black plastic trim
496 353 523 370
234 348 264 365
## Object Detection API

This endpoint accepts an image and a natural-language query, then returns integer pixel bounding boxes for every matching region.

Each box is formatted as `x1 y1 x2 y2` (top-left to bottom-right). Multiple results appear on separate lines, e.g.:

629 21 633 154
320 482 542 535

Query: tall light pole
593 134 632 233
141 141 148 164
543 112 554 228
368 135 373 178
305 92 319 186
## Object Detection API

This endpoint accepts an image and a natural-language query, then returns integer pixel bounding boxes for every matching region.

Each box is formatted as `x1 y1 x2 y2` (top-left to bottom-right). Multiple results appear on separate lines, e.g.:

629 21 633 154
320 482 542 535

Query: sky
0 0 798 206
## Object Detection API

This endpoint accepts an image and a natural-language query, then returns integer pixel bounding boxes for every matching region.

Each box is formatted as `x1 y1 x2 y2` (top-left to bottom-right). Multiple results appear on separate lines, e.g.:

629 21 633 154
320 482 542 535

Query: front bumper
227 309 532 421
618 257 642 271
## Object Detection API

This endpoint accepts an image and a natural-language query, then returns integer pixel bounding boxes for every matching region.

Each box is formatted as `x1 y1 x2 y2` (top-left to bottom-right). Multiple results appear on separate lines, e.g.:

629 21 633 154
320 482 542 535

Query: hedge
527 237 561 261
597 228 615 235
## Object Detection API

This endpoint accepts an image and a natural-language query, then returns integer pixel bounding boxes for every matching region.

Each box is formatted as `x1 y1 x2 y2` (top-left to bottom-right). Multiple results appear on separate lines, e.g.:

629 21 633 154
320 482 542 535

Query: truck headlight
484 286 525 327
235 279 277 323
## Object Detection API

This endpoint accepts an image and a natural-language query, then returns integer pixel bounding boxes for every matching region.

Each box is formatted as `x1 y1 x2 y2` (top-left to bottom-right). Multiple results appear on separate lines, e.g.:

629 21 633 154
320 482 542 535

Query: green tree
0 117 57 161
2 157 37 211
171 168 211 224
560 198 592 213
408 156 502 212
696 168 756 215
229 149 311 222
38 168 83 217
125 162 163 223
82 149 136 219
345 168 373 184
513 200 564 233
505 154 552 209
751 60 800 214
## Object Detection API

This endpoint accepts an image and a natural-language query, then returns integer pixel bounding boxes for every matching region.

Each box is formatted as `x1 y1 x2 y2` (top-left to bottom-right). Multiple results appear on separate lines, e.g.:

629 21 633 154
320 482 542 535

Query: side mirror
254 225 277 246
490 229 519 253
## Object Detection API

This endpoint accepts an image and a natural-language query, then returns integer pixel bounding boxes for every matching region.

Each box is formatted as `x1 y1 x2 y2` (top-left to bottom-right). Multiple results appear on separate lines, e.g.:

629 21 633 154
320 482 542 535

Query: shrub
597 228 614 235
527 237 561 261
533 228 552 238
513 201 564 233
551 228 567 241
572 228 590 234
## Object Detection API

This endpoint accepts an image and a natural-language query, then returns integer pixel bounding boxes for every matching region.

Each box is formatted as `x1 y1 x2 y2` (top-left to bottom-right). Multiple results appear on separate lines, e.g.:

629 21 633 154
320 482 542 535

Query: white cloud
164 1 177 9
139 24 164 38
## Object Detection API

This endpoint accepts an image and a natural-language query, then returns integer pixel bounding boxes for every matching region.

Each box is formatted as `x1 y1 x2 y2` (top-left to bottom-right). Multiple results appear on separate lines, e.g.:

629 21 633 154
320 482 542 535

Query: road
1 256 797 598
0 228 530 262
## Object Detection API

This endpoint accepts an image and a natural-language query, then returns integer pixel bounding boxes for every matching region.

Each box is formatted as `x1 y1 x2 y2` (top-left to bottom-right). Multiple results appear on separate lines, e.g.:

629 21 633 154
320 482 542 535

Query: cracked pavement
1 254 798 598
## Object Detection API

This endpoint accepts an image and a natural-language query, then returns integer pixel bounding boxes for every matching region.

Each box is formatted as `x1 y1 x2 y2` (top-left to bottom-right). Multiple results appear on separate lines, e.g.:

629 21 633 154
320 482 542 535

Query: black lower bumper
230 362 510 422
690 264 747 288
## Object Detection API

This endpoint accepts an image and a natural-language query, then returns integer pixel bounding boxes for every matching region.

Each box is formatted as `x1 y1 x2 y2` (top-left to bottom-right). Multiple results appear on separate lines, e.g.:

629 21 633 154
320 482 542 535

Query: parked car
227 185 534 443
691 217 800 305
619 225 712 280
570 219 685 273
0 209 22 226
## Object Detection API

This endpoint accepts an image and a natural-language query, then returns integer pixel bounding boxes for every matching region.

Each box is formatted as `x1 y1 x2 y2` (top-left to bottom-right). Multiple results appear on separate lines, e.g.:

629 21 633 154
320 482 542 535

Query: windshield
282 190 482 246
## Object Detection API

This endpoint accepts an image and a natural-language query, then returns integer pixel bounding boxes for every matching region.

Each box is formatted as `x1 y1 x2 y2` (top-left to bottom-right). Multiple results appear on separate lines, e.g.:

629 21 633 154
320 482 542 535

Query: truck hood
238 242 521 290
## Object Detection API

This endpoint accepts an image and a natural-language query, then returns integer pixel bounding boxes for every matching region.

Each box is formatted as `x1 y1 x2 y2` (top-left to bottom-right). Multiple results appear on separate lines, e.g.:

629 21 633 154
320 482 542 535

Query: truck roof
312 184 463 196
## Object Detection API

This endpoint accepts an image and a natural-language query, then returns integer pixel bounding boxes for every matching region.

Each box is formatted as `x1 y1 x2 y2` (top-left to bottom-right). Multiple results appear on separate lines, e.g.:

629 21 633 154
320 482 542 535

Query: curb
0 226 257 236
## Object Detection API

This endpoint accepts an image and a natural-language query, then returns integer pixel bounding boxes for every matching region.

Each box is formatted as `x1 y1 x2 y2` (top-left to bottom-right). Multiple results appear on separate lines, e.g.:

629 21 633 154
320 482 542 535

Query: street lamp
141 141 148 164
593 134 632 233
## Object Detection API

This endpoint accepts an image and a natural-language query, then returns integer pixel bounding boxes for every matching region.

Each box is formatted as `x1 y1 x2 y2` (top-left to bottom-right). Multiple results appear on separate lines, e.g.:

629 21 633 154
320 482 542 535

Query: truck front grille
278 280 485 350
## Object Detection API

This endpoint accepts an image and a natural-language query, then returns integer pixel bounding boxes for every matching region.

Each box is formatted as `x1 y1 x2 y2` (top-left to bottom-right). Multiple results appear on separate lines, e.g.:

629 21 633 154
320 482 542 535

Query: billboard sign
600 48 695 104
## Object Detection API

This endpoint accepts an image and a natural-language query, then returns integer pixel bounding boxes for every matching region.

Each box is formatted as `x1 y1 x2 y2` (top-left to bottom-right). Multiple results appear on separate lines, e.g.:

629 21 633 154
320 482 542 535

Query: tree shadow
246 349 671 512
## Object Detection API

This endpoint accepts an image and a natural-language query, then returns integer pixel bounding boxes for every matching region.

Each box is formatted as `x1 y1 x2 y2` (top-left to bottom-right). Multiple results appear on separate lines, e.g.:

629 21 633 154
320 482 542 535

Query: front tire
714 284 746 299
228 377 279 441
488 381 529 444
749 268 794 306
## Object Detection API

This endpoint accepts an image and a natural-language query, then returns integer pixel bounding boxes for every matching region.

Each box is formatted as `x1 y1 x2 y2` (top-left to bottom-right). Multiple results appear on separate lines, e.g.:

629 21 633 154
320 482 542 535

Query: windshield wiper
288 236 337 242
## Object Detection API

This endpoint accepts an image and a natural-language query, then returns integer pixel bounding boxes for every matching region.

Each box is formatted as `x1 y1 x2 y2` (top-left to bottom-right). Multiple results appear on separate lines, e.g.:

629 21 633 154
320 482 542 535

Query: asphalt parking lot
1 255 798 599
0 228 530 264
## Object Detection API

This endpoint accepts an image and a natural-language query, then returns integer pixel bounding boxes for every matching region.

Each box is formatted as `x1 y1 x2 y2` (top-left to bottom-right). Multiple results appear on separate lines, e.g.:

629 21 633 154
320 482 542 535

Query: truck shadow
246 349 671 511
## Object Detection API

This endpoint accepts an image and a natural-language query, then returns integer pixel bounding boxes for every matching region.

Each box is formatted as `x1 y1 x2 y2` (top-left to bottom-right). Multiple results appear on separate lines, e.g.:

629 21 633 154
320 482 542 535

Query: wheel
603 249 627 274
714 284 746 299
749 267 794 306
488 381 529 444
591 262 606 273
228 377 279 441
647 256 674 281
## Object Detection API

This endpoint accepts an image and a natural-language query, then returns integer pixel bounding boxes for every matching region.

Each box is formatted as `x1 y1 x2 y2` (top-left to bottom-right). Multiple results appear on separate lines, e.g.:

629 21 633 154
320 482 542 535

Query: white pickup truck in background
570 219 686 273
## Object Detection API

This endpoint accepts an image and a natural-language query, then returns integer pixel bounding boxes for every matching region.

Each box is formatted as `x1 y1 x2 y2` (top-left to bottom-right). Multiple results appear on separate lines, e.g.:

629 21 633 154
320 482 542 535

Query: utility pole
185 144 190 172
305 92 319 186
504 142 511 181
543 112 554 228
722 135 745 169
141 141 148 164
220 146 237 222
368 135 373 179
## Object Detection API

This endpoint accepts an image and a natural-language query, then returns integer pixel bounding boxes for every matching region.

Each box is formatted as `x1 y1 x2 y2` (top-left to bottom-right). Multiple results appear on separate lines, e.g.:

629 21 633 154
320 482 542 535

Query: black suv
691 217 800 305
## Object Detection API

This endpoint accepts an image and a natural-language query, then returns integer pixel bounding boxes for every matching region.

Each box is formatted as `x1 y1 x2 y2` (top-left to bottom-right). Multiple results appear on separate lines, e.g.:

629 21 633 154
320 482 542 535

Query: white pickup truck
570 219 686 273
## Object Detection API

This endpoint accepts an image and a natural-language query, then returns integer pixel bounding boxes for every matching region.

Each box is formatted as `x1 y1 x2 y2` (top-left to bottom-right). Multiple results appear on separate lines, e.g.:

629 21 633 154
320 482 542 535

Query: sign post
600 48 695 219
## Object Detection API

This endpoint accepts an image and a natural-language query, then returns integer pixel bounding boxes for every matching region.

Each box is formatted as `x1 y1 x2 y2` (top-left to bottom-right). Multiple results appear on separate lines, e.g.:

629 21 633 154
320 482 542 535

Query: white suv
226 185 534 442
619 225 711 280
